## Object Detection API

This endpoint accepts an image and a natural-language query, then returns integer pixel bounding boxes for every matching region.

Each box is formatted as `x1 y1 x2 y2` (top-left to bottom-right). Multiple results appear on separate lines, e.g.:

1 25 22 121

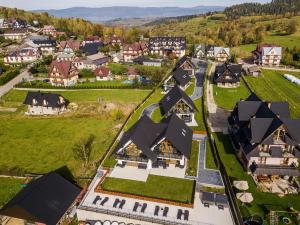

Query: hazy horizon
1 0 271 10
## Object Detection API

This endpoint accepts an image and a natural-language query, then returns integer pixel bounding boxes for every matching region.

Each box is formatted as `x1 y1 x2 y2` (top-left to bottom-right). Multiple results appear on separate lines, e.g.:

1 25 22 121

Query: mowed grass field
0 89 150 177
213 79 251 111
0 177 24 207
101 175 195 203
244 70 300 118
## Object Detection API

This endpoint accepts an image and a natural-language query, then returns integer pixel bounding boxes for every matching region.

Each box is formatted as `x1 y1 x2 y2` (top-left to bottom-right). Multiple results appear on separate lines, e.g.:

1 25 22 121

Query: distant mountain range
33 6 225 23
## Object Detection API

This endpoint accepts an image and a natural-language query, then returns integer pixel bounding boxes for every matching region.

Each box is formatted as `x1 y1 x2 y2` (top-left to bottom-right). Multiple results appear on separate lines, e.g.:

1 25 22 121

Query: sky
0 0 271 10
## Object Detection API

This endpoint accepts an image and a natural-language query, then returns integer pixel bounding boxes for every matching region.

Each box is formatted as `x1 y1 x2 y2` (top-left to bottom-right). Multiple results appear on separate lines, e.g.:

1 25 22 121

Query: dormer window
32 98 37 105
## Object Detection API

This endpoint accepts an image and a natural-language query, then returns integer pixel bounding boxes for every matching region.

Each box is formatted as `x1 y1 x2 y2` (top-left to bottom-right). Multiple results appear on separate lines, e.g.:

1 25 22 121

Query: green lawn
186 140 199 176
193 97 206 131
213 79 251 111
151 107 164 123
213 132 300 220
0 177 24 207
205 138 218 169
101 175 195 203
244 69 300 118
76 80 135 88
0 89 149 177
185 78 195 96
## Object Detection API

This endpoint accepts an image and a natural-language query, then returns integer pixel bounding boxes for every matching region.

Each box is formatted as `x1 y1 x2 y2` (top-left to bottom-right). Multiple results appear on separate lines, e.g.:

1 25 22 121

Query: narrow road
0 67 31 98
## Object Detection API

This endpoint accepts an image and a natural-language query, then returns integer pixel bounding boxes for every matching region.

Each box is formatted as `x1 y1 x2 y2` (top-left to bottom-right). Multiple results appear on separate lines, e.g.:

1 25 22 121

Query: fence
202 62 244 225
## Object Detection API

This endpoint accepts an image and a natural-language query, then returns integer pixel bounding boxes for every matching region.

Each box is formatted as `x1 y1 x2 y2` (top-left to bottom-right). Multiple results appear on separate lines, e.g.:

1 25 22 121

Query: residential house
208 46 230 62
115 114 192 169
206 45 215 58
32 39 56 55
244 65 262 76
228 93 300 181
143 59 162 67
252 44 282 66
163 67 191 92
94 67 112 81
160 86 197 124
82 36 101 45
74 58 101 70
175 56 196 76
109 36 124 48
148 37 186 58
59 40 81 54
0 172 81 225
11 19 27 29
56 53 76 62
123 42 148 62
42 25 57 37
111 52 123 63
23 91 68 115
194 44 206 59
4 47 41 64
126 66 140 80
49 60 79 86
80 42 104 56
214 63 242 88
3 29 28 40
86 53 109 66
0 18 9 29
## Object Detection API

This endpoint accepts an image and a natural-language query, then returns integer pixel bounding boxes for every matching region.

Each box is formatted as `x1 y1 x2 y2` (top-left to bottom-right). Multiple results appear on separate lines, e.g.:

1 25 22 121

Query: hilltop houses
160 86 197 124
228 94 300 184
48 60 79 86
3 29 28 41
115 114 192 170
252 44 282 66
23 91 68 115
214 63 242 88
164 67 191 92
148 37 186 58
41 25 57 37
123 42 148 62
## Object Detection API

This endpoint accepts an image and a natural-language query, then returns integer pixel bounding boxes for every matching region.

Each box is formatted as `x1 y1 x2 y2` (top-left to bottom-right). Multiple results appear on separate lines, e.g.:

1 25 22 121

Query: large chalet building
228 94 300 181
23 91 68 115
175 56 196 76
48 60 79 86
32 39 56 55
160 86 197 124
252 44 282 66
148 37 186 58
214 63 242 88
3 29 28 41
41 25 57 37
122 42 148 62
115 114 192 170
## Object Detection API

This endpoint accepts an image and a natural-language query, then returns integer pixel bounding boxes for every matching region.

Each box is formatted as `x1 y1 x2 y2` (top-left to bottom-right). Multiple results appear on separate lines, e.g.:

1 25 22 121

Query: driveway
140 103 159 118
0 67 31 98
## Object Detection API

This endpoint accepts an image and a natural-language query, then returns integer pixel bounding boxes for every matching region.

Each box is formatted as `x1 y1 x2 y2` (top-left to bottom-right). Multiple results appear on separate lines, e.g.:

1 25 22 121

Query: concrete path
187 135 224 187
140 103 159 118
206 62 230 134
0 67 30 98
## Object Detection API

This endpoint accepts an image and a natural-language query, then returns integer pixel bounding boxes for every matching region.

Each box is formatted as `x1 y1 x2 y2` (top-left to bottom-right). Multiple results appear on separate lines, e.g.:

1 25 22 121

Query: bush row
0 69 20 86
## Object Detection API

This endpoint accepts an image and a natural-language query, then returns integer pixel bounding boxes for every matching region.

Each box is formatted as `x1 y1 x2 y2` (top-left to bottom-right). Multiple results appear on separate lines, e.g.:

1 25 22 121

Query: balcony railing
115 155 148 163
156 152 182 160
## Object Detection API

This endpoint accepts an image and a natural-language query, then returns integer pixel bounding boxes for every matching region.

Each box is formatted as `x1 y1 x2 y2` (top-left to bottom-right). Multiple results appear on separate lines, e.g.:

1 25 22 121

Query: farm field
244 70 300 118
213 132 300 221
0 89 150 177
101 175 195 203
213 79 251 111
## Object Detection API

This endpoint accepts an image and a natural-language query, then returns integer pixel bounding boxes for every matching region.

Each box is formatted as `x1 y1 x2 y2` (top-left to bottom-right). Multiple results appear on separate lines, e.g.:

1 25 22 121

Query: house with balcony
194 44 206 59
123 42 148 62
160 86 197 124
48 60 79 86
4 47 41 65
228 93 300 182
163 67 191 92
23 91 68 115
3 29 28 41
59 40 81 54
214 63 242 88
109 36 124 48
252 44 282 66
207 46 230 62
115 114 192 170
42 25 57 37
82 36 102 46
32 39 56 55
148 37 186 58
175 56 196 77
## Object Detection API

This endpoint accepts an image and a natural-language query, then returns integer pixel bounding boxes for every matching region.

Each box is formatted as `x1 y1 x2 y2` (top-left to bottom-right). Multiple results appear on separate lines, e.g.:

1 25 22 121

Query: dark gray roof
214 63 242 84
94 56 109 66
215 194 228 206
172 67 191 87
201 192 215 203
175 56 195 70
33 39 56 47
0 172 81 225
160 86 196 115
253 166 300 176
269 102 291 118
162 114 193 158
23 91 68 108
80 42 104 55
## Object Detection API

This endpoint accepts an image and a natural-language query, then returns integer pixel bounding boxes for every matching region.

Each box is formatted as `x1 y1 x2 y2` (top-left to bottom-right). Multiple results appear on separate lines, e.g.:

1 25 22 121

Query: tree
112 44 121 53
286 19 297 34
72 134 95 168
99 45 110 54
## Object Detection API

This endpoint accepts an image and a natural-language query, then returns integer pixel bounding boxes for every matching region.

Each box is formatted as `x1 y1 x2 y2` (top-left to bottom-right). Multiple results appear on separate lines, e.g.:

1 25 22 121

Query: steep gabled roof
94 67 111 77
214 63 241 83
23 91 68 108
0 173 81 225
175 56 195 69
160 85 196 115
80 42 104 55
172 67 191 87
60 40 81 51
49 60 77 78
